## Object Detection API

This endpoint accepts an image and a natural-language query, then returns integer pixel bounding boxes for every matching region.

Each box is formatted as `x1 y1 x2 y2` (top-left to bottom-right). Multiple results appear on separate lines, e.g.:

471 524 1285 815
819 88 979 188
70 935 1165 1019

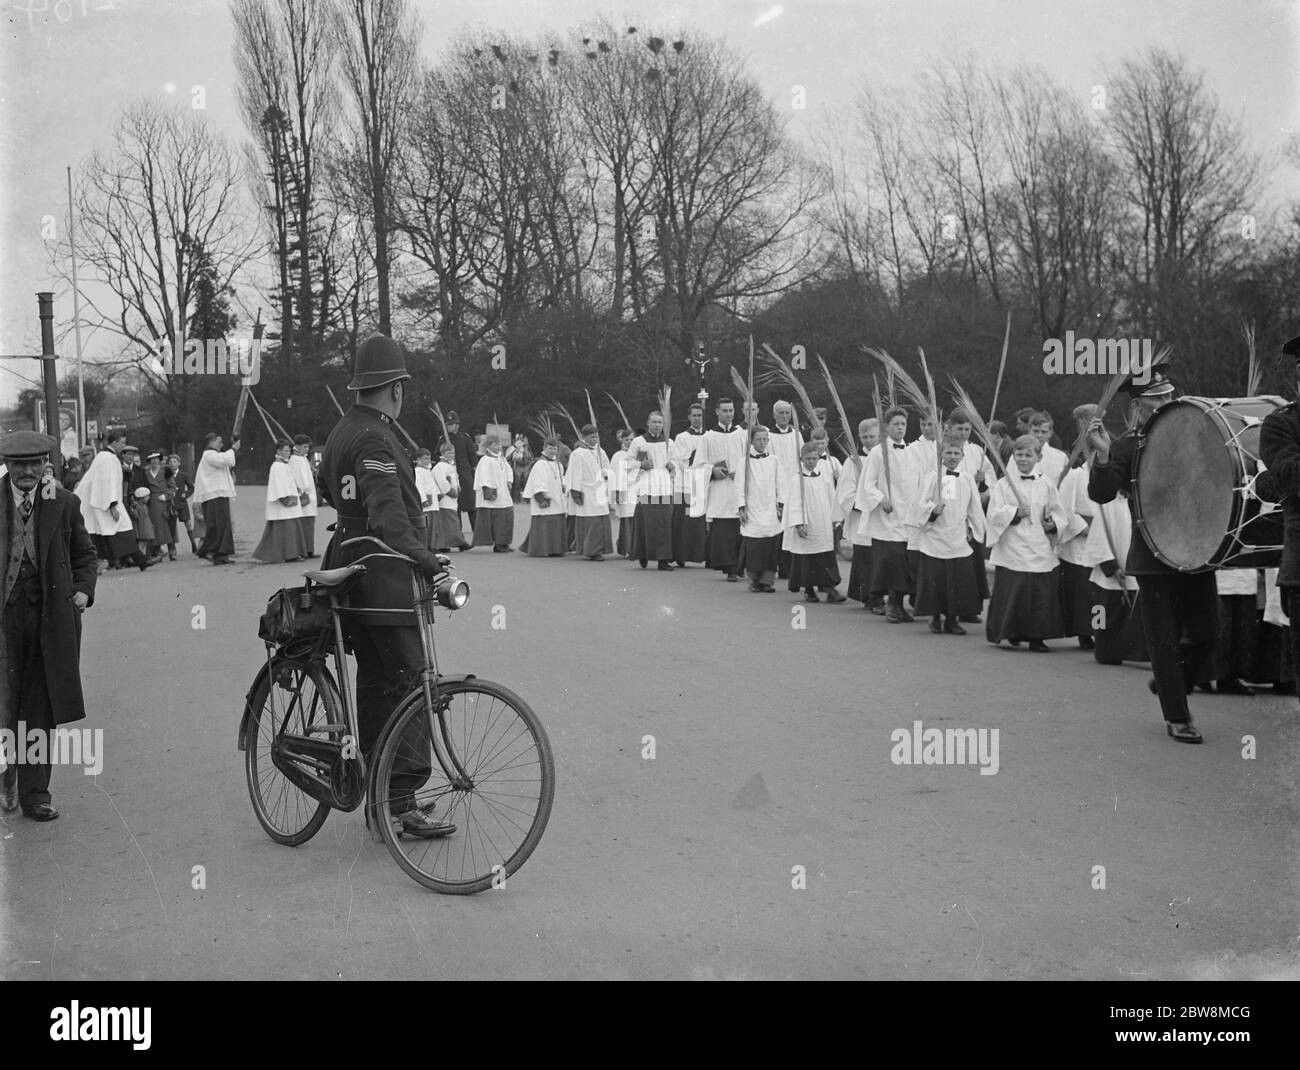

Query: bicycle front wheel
373 679 555 894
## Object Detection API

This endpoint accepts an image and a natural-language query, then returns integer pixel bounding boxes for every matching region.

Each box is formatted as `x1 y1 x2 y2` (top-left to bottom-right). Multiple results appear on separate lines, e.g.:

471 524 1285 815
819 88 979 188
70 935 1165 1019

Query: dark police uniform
316 402 442 812
1256 365 1300 699
1089 429 1218 729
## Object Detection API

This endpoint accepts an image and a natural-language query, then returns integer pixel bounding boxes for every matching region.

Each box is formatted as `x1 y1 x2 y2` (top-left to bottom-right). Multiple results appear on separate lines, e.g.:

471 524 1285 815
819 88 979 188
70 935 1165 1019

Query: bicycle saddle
303 563 367 586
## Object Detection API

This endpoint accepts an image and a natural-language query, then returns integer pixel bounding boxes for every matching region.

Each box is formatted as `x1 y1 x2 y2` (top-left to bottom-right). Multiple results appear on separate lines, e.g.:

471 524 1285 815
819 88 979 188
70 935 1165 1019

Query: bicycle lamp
435 576 470 610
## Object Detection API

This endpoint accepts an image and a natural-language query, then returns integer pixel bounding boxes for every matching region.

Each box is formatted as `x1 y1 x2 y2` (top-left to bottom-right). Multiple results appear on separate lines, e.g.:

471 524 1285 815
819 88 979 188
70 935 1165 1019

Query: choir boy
472 432 515 552
909 438 986 634
568 424 616 561
702 397 747 581
737 426 783 592
431 441 471 552
521 437 568 557
859 407 920 622
628 411 677 570
610 427 638 557
670 404 710 566
784 441 846 603
1057 451 1096 648
1083 487 1148 664
414 447 439 549
841 418 880 611
252 440 308 563
1030 413 1069 483
942 408 992 620
985 435 1082 652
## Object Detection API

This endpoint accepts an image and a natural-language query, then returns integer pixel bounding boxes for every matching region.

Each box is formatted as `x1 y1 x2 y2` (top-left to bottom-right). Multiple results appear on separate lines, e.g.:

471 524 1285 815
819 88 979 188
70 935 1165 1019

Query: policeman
1087 369 1214 743
1255 333 1300 705
316 334 454 838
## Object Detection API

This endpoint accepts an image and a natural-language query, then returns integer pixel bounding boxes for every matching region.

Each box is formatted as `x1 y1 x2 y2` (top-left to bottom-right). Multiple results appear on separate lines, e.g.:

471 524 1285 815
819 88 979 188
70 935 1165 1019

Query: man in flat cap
1255 334 1300 707
0 430 98 819
1087 366 1215 743
316 333 454 838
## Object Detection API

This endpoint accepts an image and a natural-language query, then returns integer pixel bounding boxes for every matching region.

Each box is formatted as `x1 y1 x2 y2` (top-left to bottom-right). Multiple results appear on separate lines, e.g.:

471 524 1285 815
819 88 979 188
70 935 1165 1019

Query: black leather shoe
726 573 738 582
959 615 982 624
823 589 846 603
1166 721 1203 744
657 562 675 570
396 808 456 838
803 590 820 603
945 619 967 635
929 617 943 633
1215 678 1255 696
1028 640 1050 652
22 802 59 821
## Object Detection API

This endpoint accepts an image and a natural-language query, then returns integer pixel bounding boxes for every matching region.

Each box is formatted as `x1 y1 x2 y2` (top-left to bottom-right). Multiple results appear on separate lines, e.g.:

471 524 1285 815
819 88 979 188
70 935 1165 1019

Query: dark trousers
348 625 433 813
2 589 54 807
1136 571 1219 724
198 497 235 558
1280 587 1300 708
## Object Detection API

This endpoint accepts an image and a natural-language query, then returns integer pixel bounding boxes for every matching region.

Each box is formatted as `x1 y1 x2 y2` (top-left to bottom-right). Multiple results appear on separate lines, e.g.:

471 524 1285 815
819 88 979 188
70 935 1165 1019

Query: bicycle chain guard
271 734 365 811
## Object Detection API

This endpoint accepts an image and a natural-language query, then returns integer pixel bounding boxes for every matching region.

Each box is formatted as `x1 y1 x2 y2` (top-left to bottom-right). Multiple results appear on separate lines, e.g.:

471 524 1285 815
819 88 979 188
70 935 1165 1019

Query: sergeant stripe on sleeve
361 460 398 473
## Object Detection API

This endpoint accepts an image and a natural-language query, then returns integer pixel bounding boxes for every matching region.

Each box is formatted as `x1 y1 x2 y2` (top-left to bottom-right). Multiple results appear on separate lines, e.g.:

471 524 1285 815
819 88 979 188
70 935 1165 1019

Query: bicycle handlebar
339 535 452 575
340 535 414 563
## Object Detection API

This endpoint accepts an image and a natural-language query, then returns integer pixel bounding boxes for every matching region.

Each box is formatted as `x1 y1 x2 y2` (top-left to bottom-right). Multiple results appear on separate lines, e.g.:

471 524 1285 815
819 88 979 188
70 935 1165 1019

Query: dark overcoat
0 475 99 725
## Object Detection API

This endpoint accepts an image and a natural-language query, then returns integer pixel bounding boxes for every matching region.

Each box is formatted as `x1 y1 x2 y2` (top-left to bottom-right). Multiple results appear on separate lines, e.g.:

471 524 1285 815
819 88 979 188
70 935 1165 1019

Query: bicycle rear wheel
244 657 341 845
373 678 555 894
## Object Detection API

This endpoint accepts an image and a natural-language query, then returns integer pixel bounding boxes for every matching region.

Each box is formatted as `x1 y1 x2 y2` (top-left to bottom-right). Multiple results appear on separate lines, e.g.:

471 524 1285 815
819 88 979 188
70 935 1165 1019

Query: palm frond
605 392 633 433
872 374 892 499
549 401 583 442
527 411 558 445
863 346 931 421
949 375 1026 510
988 310 1012 425
818 355 856 458
657 384 672 437
760 343 819 430
585 388 599 430
729 365 754 413
428 402 451 449
1243 319 1261 396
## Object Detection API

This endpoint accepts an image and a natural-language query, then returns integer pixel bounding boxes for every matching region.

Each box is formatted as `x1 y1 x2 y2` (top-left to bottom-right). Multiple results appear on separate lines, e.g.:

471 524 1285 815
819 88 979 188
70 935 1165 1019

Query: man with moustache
0 431 98 820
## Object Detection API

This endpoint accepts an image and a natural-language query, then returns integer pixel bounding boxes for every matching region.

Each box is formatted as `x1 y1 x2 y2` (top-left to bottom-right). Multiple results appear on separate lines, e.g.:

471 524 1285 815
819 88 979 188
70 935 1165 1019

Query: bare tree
992 70 1122 339
73 99 255 361
233 0 339 367
1104 47 1260 342
334 0 421 336
66 99 256 436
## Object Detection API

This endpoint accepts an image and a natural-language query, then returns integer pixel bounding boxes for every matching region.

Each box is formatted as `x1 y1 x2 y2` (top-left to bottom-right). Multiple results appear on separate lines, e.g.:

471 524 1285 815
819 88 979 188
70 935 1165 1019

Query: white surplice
522 457 566 516
985 472 1082 572
907 469 986 559
265 459 303 521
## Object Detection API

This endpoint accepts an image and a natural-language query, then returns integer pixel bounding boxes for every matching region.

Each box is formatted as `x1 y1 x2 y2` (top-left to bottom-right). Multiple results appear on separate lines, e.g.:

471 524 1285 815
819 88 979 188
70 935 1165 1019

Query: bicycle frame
332 540 475 794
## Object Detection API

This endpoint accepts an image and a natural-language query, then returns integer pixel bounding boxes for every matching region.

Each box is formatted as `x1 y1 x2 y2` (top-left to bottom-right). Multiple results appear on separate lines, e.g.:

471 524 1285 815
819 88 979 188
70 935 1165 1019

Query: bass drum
1133 395 1285 571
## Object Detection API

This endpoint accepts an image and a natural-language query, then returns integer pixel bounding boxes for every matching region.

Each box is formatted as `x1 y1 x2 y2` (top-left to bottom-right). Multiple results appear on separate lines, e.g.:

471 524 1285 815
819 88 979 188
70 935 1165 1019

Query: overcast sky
1 0 1297 406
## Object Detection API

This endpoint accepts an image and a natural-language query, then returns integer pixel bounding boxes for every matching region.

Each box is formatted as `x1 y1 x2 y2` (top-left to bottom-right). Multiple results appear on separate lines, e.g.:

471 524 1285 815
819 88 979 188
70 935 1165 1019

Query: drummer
1086 368 1216 744
1256 332 1300 708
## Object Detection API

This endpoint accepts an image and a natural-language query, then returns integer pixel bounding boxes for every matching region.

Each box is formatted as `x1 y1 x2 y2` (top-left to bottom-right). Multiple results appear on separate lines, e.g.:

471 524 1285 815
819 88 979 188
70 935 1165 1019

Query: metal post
37 292 61 474
67 166 87 448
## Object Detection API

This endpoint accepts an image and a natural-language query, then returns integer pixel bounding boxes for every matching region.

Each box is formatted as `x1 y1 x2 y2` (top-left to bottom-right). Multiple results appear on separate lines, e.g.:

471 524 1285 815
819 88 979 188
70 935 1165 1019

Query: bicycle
238 536 555 894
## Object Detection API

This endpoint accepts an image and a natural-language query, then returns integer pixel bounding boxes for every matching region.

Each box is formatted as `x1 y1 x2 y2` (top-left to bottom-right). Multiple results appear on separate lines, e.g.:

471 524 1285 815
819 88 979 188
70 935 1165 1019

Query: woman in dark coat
165 453 196 554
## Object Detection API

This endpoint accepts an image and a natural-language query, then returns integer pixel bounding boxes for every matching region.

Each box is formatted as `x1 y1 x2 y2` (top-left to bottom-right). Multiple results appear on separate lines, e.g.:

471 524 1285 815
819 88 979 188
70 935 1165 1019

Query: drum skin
1134 396 1285 571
